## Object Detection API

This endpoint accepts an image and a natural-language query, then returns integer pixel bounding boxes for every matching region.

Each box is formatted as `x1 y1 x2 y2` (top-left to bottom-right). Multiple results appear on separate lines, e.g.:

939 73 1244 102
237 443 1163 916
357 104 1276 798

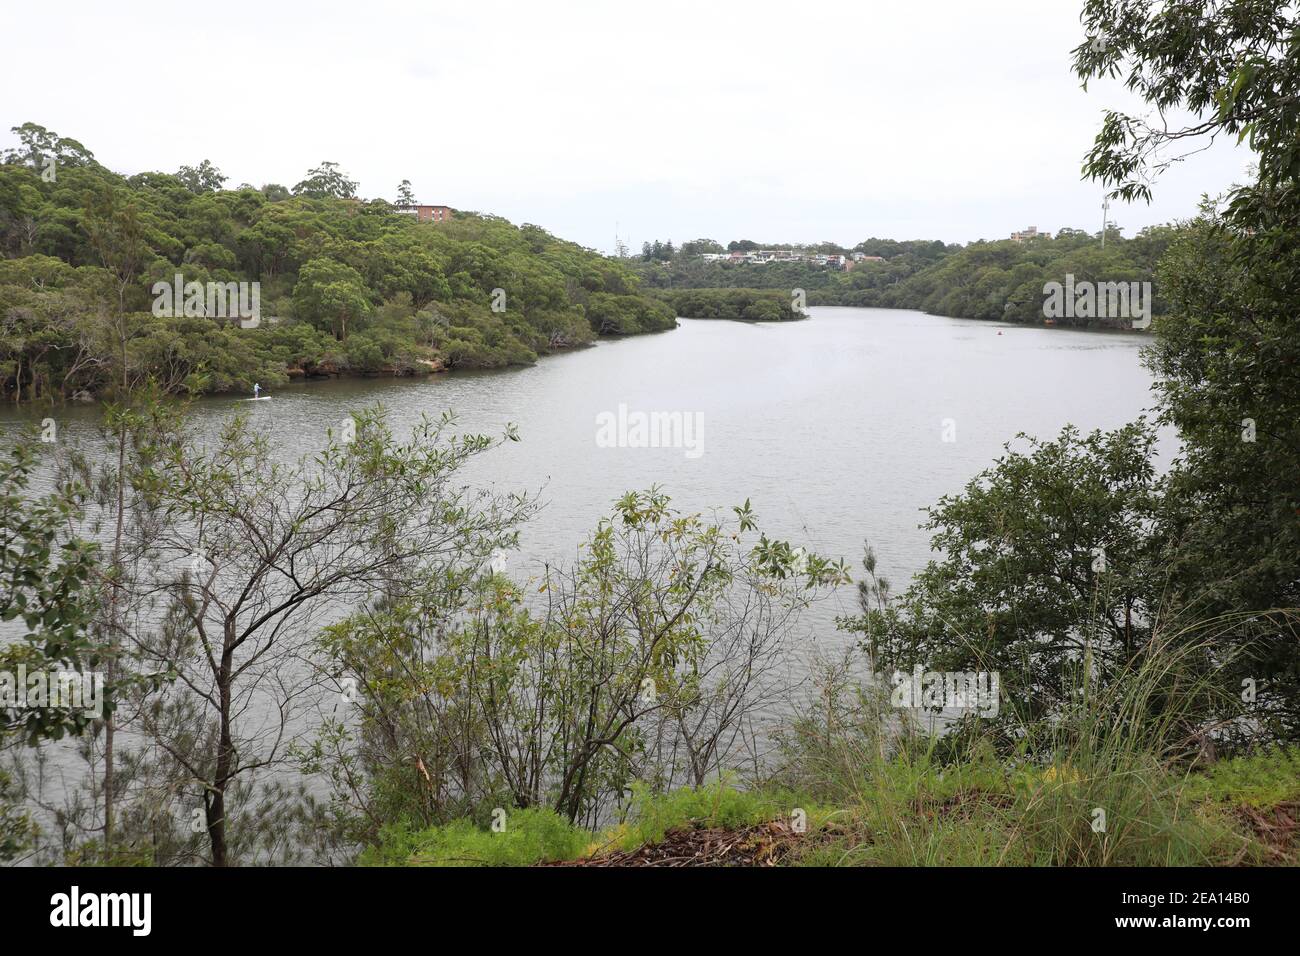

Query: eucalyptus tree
176 160 227 194
292 161 359 200
80 186 153 847
133 408 532 865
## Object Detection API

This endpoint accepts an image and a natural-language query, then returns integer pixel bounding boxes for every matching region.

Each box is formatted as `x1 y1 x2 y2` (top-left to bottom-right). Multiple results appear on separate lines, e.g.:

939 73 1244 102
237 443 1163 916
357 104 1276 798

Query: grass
777 749 1251 866
1183 746 1300 808
591 781 792 855
764 632 1296 867
361 749 1297 866
363 781 808 867
362 637 1300 867
362 807 590 867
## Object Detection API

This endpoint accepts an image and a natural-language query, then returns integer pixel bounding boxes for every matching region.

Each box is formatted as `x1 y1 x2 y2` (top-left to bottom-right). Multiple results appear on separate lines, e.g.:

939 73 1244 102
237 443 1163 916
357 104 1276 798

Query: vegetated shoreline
630 226 1172 331
669 292 1155 334
0 127 679 407
47 301 1146 410
371 745 1300 867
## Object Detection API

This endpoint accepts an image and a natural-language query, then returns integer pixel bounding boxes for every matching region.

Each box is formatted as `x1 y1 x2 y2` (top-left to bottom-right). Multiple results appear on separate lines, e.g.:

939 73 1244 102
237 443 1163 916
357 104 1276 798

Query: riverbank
367 747 1300 867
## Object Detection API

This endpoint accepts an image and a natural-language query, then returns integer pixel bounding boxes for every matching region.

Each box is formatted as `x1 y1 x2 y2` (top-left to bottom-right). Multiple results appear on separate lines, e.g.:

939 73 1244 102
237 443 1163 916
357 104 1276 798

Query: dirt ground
542 820 810 867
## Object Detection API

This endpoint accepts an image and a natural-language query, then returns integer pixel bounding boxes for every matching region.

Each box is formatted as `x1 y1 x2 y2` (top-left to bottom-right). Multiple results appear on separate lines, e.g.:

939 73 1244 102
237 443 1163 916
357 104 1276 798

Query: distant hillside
629 228 1178 328
0 123 674 402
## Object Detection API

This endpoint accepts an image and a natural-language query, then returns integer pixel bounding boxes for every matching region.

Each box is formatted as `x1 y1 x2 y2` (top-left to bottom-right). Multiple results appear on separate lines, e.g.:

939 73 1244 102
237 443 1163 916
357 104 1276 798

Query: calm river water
2 305 1167 664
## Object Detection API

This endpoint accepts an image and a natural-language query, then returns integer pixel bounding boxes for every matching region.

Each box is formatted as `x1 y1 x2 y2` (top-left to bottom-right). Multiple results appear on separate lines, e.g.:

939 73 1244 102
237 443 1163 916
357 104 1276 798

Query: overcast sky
3 0 1251 252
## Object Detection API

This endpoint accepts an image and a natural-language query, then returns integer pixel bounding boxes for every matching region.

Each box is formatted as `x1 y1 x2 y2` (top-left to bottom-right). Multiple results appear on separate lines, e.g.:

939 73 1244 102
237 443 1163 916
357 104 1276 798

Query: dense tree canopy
1072 0 1300 739
632 229 1173 328
0 130 675 401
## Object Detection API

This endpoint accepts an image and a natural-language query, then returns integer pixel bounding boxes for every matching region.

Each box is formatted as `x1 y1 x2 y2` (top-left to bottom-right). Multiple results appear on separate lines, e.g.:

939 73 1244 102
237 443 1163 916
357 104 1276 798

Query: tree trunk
209 639 235 866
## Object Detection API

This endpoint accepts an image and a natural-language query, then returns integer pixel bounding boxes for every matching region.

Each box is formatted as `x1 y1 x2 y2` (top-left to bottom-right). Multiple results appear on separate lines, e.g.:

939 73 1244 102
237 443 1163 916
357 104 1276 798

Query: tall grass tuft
767 627 1253 866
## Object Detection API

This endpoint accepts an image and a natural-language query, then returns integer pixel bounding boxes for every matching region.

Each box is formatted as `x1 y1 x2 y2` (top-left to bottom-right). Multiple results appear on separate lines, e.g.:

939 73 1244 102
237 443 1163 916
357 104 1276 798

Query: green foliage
636 256 846 294
0 437 103 744
584 291 676 334
292 161 358 200
609 781 782 851
1183 747 1300 809
0 434 102 862
312 486 847 847
657 287 802 322
0 768 36 861
175 160 226 195
366 719 1297 867
1 123 97 171
842 422 1166 729
845 228 1169 326
363 782 787 866
769 648 1251 867
1074 0 1299 206
0 128 672 400
1076 4 1300 739
634 228 1171 328
1147 210 1300 740
363 808 589 867
292 257 371 339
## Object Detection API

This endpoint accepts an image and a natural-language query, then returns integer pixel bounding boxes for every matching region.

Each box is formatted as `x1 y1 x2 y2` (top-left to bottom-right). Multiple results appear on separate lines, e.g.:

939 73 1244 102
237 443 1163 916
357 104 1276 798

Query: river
3 305 1167 663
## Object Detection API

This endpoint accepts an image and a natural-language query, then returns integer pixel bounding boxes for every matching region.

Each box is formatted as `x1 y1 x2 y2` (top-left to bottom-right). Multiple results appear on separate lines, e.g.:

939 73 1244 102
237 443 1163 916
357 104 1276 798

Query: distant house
1010 226 1050 242
701 248 853 268
394 204 453 223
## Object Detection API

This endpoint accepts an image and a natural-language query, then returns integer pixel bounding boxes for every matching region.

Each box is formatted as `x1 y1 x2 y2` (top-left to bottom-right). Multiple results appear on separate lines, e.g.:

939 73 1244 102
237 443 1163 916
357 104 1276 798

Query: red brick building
394 204 453 223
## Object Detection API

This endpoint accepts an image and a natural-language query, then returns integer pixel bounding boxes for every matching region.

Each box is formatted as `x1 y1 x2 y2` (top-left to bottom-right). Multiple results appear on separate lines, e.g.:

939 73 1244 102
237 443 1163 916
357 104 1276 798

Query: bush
363 808 589 867
657 288 803 322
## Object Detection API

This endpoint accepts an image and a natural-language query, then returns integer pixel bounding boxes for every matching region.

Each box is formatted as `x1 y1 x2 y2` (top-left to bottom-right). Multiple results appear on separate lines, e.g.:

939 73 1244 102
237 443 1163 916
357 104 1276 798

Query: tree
843 423 1165 731
292 161 359 200
176 160 227 194
395 180 416 205
0 129 682 397
134 409 532 864
81 186 151 847
292 257 372 341
1078 0 1300 739
679 239 724 257
0 437 100 860
1075 1 1299 210
1 122 97 170
313 488 846 840
0 438 102 743
1149 207 1300 740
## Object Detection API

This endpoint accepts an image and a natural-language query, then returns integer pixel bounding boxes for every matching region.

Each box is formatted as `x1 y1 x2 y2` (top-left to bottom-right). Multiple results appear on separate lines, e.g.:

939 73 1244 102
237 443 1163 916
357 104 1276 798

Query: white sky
2 0 1251 252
